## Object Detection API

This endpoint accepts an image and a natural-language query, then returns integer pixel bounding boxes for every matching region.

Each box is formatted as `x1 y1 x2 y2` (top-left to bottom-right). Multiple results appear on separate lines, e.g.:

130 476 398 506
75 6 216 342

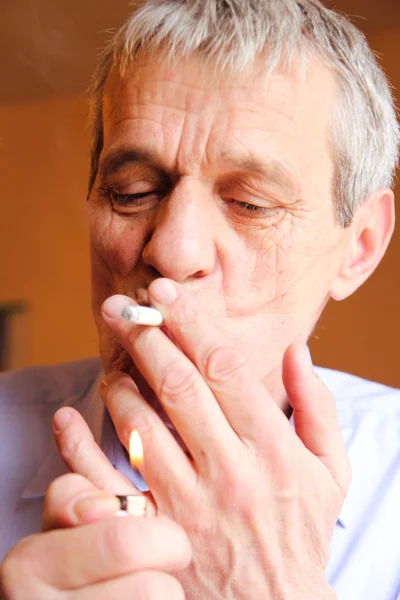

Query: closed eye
229 199 280 218
108 190 162 213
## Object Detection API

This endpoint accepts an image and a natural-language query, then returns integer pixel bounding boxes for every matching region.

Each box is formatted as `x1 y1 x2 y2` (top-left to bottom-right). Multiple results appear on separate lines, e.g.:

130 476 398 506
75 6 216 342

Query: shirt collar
21 368 149 498
21 369 106 499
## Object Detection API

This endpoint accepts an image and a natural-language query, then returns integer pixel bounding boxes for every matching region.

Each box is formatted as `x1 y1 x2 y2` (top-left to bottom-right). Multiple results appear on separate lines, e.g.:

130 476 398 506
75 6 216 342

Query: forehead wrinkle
101 56 334 196
107 61 298 127
107 75 220 122
219 149 300 196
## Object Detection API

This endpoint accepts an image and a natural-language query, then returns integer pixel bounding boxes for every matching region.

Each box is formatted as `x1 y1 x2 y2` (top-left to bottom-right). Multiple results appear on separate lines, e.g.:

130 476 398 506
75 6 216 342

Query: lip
136 287 151 306
161 326 175 342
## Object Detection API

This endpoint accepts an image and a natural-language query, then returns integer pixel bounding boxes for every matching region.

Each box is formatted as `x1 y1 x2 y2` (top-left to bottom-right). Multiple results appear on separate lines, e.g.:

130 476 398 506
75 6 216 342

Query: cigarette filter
121 305 163 326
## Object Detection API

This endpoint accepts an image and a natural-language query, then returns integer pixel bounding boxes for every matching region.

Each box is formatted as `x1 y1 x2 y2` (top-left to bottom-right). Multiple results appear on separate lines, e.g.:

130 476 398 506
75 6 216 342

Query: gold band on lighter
116 495 147 517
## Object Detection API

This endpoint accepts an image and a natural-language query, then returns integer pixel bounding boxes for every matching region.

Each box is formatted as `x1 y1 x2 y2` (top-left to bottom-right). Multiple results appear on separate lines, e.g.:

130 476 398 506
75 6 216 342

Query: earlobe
329 189 395 302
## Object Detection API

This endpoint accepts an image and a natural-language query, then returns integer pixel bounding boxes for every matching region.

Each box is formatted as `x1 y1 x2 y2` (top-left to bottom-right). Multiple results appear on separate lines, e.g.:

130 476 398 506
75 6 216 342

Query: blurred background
0 0 399 384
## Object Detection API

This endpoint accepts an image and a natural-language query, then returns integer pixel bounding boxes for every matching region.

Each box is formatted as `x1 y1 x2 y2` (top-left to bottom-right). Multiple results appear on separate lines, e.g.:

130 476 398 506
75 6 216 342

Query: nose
142 179 217 282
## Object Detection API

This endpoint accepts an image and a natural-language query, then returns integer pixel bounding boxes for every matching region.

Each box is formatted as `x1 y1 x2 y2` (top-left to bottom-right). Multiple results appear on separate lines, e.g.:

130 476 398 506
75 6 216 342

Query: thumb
282 343 351 496
43 473 155 532
43 473 120 530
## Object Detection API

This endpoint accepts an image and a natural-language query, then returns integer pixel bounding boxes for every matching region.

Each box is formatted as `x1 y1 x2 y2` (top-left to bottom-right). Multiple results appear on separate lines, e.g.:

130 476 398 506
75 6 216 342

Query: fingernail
53 408 72 432
150 279 178 305
102 295 133 320
73 494 120 523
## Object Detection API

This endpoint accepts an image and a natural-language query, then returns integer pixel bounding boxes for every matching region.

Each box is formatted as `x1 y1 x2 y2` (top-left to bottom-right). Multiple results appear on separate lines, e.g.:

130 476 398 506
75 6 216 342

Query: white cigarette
121 305 163 326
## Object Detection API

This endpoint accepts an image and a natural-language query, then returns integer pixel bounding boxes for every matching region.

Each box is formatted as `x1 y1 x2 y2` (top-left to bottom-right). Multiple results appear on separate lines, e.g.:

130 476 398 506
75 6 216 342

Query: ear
330 188 395 301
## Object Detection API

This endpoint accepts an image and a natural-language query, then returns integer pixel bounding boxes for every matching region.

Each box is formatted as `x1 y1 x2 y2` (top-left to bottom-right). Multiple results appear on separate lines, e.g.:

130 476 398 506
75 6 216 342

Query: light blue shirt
0 357 399 599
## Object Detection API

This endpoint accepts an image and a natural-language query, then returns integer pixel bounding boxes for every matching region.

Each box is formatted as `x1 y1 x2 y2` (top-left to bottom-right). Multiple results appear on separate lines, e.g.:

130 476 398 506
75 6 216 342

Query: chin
101 343 135 377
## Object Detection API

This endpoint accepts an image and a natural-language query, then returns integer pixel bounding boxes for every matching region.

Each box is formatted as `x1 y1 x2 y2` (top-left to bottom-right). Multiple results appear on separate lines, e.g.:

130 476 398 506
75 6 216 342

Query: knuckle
174 300 201 328
266 442 297 486
105 387 128 413
272 435 295 464
204 346 246 383
219 461 253 511
125 325 143 348
1 536 39 596
122 408 154 442
159 365 200 402
58 432 87 464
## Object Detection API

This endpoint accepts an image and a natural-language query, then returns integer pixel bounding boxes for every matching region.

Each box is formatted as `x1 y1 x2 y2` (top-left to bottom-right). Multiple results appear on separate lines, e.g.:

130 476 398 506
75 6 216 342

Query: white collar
21 370 105 498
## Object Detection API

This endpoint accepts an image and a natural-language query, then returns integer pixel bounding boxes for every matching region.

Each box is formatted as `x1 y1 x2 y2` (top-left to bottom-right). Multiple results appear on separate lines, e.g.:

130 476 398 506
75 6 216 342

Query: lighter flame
129 430 144 470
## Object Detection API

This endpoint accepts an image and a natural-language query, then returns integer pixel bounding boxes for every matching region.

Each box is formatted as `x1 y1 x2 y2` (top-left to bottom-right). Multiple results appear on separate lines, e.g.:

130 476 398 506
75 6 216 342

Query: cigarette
121 305 163 326
116 495 147 517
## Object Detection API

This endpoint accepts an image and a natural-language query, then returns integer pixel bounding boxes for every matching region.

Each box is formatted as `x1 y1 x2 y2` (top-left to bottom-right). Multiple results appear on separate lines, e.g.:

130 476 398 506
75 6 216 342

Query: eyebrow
98 150 155 180
98 147 300 196
219 150 299 196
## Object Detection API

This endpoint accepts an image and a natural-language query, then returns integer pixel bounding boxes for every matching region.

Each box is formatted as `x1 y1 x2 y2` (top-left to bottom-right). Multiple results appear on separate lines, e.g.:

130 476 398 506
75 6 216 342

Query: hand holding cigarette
0 472 191 599
51 279 347 599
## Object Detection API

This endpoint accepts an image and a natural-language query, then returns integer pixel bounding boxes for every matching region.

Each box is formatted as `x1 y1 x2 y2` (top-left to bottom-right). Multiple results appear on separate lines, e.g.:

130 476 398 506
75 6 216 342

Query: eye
108 190 162 213
229 199 280 218
236 201 262 211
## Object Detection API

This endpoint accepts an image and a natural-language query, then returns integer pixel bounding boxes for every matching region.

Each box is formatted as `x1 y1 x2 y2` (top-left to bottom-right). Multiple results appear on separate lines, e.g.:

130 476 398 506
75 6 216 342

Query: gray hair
88 0 399 227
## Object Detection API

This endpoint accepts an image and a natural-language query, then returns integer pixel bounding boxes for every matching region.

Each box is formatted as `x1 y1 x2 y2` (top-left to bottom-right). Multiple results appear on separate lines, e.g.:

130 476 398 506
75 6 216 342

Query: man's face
88 52 350 403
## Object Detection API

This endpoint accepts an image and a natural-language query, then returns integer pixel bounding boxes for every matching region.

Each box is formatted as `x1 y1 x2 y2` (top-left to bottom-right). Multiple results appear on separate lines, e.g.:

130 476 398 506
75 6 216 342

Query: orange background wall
0 95 96 366
1 28 399 386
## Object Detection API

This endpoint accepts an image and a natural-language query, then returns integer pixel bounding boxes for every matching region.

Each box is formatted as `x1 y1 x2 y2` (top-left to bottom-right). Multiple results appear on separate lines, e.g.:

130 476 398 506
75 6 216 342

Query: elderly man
1 0 399 598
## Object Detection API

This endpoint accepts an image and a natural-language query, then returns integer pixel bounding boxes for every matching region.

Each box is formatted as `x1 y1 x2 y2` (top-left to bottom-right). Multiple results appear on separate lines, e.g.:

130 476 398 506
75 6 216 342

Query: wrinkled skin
76 51 392 598
88 53 349 409
0 474 191 600
3 50 394 600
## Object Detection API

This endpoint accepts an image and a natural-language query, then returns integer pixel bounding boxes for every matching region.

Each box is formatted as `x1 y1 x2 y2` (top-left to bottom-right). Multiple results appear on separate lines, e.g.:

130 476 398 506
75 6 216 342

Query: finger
101 295 239 467
148 278 291 445
75 571 185 600
7 516 192 590
43 473 120 531
101 372 196 498
53 407 137 493
282 343 351 495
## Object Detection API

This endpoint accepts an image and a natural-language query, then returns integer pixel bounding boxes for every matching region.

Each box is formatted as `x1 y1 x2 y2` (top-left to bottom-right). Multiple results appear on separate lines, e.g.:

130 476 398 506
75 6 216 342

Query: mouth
161 325 174 342
135 287 151 307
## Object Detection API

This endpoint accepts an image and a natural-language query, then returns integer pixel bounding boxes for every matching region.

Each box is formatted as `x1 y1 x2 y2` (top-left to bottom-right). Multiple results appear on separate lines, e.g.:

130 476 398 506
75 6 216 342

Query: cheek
222 217 297 315
90 208 149 278
222 211 341 319
270 211 345 311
